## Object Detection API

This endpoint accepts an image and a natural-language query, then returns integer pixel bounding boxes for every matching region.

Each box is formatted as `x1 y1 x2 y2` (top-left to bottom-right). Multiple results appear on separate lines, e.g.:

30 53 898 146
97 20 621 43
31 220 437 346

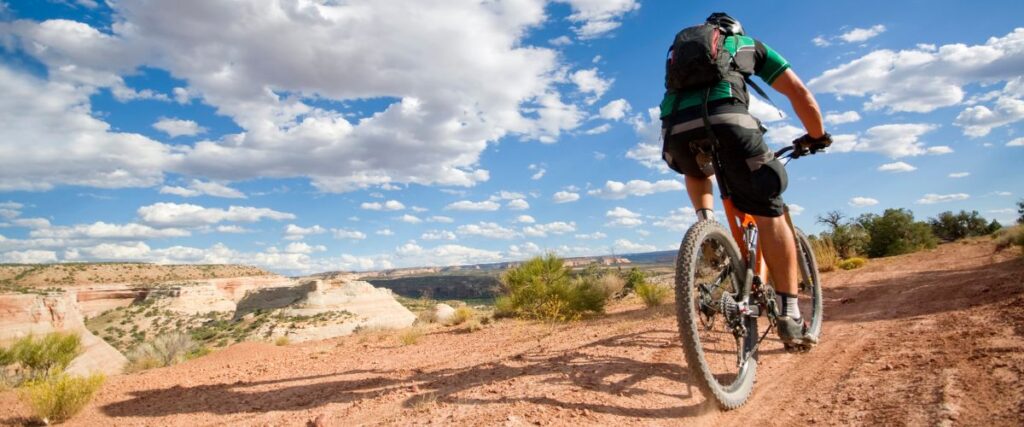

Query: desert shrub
857 209 938 258
837 257 868 270
274 336 290 346
594 272 626 299
635 282 670 308
624 268 646 291
397 327 425 346
126 332 195 371
447 306 475 326
993 225 1024 254
809 236 839 272
928 210 992 242
495 254 606 321
3 332 82 382
816 211 869 258
416 308 438 324
19 373 104 425
1018 199 1024 224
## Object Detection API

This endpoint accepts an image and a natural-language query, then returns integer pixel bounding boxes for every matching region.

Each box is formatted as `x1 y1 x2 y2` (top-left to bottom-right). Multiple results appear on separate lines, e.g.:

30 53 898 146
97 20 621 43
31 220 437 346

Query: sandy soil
2 240 1022 426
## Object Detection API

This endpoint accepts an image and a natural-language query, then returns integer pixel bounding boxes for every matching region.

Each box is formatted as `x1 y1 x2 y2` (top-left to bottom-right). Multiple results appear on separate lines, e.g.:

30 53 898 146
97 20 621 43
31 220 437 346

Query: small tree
816 210 868 257
1017 199 1024 225
928 210 991 241
987 219 1002 234
859 209 938 257
495 254 606 321
624 267 646 291
4 332 82 381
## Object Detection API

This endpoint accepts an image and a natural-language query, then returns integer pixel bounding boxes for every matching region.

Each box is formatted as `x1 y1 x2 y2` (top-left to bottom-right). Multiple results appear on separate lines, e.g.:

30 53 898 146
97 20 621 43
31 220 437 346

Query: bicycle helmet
706 12 743 35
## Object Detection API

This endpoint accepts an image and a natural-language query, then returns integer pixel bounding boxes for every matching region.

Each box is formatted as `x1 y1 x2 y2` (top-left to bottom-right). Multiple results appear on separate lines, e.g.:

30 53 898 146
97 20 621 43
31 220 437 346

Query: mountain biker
660 12 831 347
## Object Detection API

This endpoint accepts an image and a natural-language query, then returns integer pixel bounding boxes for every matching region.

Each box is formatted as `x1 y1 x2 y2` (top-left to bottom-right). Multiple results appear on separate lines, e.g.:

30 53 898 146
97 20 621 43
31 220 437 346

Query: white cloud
614 239 655 253
421 230 456 241
12 218 50 229
764 123 806 147
4 1 626 193
588 179 683 199
360 200 405 211
152 118 205 138
748 96 786 123
583 124 612 135
849 197 879 207
552 191 580 203
506 242 543 259
1008 137 1024 147
626 107 672 173
29 222 190 240
949 172 970 178
653 208 695 232
556 0 640 39
215 225 251 234
445 200 501 211
810 29 1024 114
877 161 917 173
811 36 830 47
398 214 423 224
549 35 572 46
332 229 367 240
523 221 576 237
838 25 886 43
285 242 326 254
955 96 1024 137
427 215 454 223
530 168 546 180
570 68 612 104
916 193 970 204
160 179 246 199
788 204 805 216
138 203 295 228
829 124 939 158
824 111 862 125
283 224 326 241
375 228 394 236
0 249 58 264
457 222 520 240
606 207 643 227
927 146 954 155
575 231 606 240
515 215 535 224
393 241 503 267
599 99 631 120
0 65 171 191
506 199 530 210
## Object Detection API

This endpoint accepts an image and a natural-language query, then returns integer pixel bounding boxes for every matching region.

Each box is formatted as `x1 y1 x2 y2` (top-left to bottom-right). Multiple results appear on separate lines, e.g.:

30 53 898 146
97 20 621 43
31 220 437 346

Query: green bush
858 209 938 258
837 257 868 270
928 210 992 242
19 373 104 425
495 254 606 321
993 225 1024 254
635 282 670 308
624 268 646 291
3 332 82 382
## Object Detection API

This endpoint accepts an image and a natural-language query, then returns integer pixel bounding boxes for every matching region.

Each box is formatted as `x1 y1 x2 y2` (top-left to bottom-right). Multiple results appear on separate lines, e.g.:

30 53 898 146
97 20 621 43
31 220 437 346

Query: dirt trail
3 241 1023 426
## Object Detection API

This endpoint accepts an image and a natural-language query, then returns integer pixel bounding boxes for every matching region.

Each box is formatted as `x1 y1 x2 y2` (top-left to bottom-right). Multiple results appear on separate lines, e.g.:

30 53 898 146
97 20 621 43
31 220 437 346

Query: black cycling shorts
661 102 788 218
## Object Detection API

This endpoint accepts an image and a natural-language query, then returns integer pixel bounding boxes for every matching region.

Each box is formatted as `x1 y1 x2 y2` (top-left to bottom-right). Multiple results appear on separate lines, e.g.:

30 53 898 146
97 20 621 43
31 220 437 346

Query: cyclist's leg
685 175 714 212
751 215 798 296
662 128 714 214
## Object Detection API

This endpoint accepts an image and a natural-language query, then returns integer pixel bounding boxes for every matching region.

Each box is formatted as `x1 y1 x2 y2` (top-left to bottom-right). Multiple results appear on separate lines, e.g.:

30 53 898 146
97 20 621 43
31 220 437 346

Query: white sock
779 293 801 320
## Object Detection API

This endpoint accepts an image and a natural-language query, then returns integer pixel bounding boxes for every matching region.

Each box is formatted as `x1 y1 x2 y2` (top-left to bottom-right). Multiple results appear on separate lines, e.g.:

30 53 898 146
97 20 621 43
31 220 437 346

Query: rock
0 292 127 376
279 280 416 342
433 303 456 324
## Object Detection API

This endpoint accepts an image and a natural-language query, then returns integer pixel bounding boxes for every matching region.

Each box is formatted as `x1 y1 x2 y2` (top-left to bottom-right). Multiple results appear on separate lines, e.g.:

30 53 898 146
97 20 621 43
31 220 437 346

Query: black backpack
664 23 733 91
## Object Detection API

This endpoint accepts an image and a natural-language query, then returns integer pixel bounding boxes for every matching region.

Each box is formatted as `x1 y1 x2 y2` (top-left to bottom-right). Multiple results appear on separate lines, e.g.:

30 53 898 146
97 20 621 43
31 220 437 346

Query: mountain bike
674 140 824 409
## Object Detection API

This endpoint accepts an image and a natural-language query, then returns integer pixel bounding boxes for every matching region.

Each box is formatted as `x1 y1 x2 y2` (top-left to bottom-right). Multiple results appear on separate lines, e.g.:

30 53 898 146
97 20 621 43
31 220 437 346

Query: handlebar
775 133 832 160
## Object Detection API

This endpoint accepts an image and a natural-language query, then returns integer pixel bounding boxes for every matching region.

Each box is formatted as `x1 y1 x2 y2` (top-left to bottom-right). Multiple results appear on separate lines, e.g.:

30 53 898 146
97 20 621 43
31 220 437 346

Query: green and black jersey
660 35 790 119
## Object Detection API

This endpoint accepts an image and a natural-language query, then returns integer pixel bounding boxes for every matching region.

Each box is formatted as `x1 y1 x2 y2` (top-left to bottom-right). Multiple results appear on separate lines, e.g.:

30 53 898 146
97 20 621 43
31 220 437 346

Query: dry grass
810 237 840 272
993 225 1024 254
125 332 195 372
594 272 626 299
397 326 426 346
19 373 105 425
447 306 475 326
274 336 290 346
635 283 670 308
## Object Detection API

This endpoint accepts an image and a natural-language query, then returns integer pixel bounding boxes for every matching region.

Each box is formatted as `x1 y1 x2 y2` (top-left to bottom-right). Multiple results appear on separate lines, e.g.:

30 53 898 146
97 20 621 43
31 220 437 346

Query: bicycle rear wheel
674 219 756 409
793 228 823 340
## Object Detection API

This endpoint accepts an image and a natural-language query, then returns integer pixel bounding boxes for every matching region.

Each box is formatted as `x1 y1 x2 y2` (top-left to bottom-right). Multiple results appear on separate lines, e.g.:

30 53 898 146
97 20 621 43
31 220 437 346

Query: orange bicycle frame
721 198 768 284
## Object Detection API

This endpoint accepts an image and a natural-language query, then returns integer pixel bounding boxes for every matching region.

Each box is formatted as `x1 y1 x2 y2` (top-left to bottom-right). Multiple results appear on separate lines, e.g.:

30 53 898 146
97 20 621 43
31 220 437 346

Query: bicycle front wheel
794 228 823 340
674 219 756 409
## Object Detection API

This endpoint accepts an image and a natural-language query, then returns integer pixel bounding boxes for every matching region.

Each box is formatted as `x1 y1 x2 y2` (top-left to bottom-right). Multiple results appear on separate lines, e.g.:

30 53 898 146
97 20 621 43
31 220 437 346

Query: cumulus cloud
828 124 939 158
3 0 634 193
427 215 454 223
1008 137 1024 147
588 179 683 199
849 197 879 207
29 222 190 240
160 179 246 199
515 215 536 224
445 200 501 211
523 221 576 237
583 124 611 135
0 249 58 264
614 239 655 253
809 29 1024 113
605 207 642 227
457 222 520 239
653 208 695 232
552 191 580 203
788 204 805 216
575 232 606 240
824 111 862 125
152 118 205 138
748 96 786 123
360 200 406 211
599 98 631 120
954 95 1024 137
398 214 423 224
283 224 326 240
877 161 917 173
916 193 970 204
506 199 530 210
529 163 546 180
949 172 970 178
421 230 456 241
393 242 503 267
137 202 295 228
838 25 887 43
332 229 367 240
764 123 805 147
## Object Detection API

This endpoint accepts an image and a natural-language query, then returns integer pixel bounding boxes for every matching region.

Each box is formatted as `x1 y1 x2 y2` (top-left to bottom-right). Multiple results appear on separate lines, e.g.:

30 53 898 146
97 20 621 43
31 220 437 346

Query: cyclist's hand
792 133 833 157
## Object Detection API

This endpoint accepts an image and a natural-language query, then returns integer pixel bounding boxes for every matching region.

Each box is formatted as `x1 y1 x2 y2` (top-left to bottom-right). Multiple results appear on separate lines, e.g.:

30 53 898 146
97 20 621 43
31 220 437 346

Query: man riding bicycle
660 12 832 347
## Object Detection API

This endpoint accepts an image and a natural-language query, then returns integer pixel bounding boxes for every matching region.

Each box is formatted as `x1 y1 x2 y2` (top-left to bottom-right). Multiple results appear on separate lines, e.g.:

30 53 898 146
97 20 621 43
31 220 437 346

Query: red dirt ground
3 240 1023 426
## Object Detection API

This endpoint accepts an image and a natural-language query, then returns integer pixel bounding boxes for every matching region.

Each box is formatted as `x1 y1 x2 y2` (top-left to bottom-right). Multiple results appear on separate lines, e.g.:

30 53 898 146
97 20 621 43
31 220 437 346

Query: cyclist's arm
771 69 825 139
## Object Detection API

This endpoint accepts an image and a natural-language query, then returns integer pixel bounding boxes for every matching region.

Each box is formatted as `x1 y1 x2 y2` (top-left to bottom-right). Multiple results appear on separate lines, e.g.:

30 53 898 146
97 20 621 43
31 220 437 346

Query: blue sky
1 0 1021 274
